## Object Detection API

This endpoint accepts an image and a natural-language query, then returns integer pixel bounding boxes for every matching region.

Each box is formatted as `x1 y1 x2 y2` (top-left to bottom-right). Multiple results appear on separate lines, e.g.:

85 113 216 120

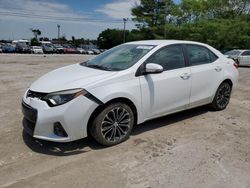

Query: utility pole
158 0 167 39
123 18 128 43
57 24 60 43
164 6 167 39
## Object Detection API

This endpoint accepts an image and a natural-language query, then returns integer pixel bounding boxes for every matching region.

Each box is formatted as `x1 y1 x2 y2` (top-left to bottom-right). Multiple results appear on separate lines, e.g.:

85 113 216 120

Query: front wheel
211 82 232 110
90 103 134 146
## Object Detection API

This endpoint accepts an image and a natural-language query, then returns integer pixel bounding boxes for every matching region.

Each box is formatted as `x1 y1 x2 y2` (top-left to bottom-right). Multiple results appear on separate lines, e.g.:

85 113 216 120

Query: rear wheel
90 102 134 146
211 82 232 110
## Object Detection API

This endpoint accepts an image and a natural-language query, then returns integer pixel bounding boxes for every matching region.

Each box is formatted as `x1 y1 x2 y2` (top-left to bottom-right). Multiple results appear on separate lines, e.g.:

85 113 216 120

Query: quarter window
187 45 218 66
147 45 185 71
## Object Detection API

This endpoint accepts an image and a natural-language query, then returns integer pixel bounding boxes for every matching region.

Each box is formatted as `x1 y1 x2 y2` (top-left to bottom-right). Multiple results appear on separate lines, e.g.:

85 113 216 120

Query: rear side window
147 45 185 71
187 45 218 66
241 51 250 56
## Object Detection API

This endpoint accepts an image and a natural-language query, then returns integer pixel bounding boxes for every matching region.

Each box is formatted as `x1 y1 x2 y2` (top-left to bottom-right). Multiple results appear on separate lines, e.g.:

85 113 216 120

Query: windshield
17 43 28 47
224 50 241 56
82 44 155 71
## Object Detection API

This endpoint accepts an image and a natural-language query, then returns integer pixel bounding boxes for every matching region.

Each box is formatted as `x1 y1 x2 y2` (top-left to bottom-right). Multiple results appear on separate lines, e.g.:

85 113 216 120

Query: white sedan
22 40 239 146
31 46 43 54
224 50 250 66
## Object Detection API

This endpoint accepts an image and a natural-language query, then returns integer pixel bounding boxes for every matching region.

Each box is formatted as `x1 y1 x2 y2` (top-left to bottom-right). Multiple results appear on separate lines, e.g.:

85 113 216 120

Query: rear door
139 44 191 120
185 44 222 108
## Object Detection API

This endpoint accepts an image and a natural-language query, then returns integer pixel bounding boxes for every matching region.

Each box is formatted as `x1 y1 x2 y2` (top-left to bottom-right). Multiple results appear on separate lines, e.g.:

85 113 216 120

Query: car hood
30 64 117 93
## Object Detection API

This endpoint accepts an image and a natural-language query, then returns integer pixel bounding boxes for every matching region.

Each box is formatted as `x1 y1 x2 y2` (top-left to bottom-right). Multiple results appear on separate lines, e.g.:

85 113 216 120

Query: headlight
43 89 87 107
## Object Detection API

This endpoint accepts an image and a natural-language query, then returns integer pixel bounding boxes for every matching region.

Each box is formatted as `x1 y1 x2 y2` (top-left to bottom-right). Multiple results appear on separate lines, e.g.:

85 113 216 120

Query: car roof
126 40 208 46
229 49 250 52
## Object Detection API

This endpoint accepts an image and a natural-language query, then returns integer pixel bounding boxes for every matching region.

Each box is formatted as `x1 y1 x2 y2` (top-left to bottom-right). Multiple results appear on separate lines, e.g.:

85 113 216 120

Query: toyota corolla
22 40 239 146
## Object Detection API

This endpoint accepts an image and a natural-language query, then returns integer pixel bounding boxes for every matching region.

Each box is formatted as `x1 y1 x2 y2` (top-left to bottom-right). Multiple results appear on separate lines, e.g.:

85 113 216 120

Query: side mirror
145 63 163 74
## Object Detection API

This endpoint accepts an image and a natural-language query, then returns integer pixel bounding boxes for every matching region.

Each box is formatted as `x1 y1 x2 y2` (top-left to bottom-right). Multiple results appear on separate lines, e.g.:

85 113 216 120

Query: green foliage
97 0 250 50
31 38 40 46
30 29 42 40
131 0 250 50
39 37 49 41
97 29 128 49
171 19 250 49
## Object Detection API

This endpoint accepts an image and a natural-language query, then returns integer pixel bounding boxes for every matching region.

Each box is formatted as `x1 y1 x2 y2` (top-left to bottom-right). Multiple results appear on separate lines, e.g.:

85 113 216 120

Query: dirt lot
0 54 250 188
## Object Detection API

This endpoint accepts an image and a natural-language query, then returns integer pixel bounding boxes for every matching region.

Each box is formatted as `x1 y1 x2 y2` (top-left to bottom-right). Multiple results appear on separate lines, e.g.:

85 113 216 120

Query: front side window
146 45 185 71
82 44 155 71
187 45 217 66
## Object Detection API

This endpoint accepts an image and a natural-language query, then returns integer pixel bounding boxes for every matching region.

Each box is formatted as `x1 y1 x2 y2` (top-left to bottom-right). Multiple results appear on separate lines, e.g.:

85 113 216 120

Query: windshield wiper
85 64 111 71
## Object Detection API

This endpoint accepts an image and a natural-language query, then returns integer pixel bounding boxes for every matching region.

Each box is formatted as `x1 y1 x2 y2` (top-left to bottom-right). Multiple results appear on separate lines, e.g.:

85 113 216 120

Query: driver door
139 44 191 120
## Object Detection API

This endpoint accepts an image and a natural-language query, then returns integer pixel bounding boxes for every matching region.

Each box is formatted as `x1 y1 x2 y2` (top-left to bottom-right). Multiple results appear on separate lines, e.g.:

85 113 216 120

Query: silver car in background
224 50 250 66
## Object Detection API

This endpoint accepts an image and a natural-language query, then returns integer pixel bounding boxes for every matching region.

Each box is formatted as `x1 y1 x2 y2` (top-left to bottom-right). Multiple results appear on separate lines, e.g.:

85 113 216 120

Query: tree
30 29 41 40
202 0 250 19
130 0 250 50
31 38 40 46
174 0 250 21
131 0 175 38
97 29 128 49
39 37 49 41
30 29 42 46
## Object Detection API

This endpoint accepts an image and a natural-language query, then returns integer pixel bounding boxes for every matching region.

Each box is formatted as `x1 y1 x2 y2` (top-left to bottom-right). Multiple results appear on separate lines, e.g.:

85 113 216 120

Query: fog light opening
53 122 68 137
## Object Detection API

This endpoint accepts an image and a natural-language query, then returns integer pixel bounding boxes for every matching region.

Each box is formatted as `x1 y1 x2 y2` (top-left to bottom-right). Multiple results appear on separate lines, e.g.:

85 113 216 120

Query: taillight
233 63 238 69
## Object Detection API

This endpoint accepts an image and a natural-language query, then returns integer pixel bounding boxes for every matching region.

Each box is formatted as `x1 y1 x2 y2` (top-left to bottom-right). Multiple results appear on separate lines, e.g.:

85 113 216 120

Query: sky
0 0 180 40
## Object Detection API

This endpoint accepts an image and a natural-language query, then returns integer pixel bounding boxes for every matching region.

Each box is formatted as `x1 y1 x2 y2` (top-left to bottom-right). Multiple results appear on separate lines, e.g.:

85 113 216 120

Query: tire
211 82 232 110
90 102 134 146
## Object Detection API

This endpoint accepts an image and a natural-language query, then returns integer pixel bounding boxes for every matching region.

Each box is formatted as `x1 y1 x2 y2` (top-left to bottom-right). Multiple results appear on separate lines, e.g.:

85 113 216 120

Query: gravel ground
0 54 250 188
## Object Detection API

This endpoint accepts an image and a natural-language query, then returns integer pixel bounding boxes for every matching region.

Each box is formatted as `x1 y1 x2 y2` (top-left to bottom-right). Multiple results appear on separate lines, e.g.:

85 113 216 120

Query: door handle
215 66 222 72
180 73 191 80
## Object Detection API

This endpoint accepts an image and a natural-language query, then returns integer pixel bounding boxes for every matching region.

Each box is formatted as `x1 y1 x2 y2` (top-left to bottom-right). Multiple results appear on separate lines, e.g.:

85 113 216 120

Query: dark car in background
15 43 31 53
2 44 16 53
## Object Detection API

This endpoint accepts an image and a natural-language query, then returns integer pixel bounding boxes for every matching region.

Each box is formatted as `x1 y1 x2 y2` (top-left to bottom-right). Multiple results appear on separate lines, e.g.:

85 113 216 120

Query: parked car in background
100 49 107 53
63 45 77 54
0 44 2 53
2 44 16 53
54 45 64 54
86 50 94 55
76 47 86 54
22 40 238 146
224 50 250 66
42 44 55 54
92 49 100 54
16 43 31 53
31 46 43 54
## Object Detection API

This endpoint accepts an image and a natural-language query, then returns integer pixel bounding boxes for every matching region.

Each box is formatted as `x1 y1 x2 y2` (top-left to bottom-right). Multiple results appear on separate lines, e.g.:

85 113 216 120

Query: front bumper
22 91 99 142
22 101 37 135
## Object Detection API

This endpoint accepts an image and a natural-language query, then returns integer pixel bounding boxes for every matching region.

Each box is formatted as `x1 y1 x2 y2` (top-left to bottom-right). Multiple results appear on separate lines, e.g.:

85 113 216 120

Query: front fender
88 78 143 124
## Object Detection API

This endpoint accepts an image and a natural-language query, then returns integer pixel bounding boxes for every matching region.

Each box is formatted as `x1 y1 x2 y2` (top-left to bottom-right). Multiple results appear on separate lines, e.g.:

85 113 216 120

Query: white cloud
0 0 87 22
0 0 138 40
96 0 140 19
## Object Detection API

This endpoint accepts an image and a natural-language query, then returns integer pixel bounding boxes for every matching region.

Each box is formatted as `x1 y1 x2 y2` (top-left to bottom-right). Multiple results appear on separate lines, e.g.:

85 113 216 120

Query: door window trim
135 44 188 76
184 44 219 67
